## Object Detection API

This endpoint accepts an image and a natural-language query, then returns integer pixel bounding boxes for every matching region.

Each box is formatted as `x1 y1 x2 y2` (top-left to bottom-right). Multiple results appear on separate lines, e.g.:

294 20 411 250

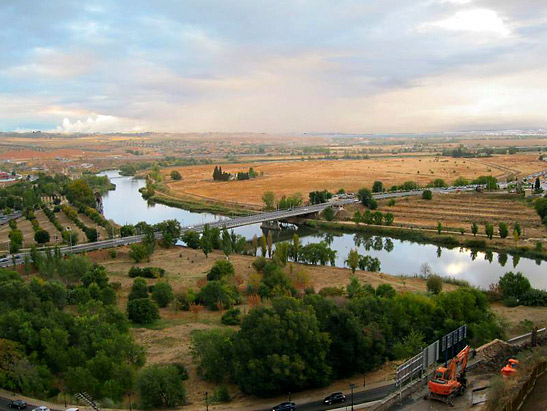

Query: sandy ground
164 154 545 206
490 303 547 339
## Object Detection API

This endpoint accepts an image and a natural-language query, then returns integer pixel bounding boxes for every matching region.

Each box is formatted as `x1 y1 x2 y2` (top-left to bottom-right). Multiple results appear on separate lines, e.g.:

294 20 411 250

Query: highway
0 187 480 269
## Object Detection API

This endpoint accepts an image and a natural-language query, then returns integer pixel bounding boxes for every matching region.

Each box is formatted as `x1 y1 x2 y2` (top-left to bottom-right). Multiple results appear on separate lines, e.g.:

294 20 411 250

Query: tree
152 282 174 308
128 277 149 301
453 176 470 187
357 188 373 208
259 234 267 257
251 234 258 256
65 179 95 207
262 191 275 210
437 221 442 235
85 227 98 242
292 234 300 262
129 244 149 263
513 221 522 237
498 272 531 301
384 212 394 226
200 225 213 258
142 226 156 255
266 231 273 258
181 230 200 249
127 298 160 324
429 178 447 188
62 230 78 246
422 190 433 200
137 364 186 409
197 281 240 310
498 222 508 239
222 229 232 258
346 249 359 274
485 223 494 240
170 170 182 180
34 229 50 244
120 224 136 237
426 275 443 294
221 308 242 325
372 181 383 193
191 329 235 382
471 222 478 237
323 206 334 221
232 298 331 396
207 259 235 281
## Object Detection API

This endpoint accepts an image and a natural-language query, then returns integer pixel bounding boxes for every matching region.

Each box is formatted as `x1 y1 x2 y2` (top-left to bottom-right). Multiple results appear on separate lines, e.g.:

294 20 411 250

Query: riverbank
303 219 547 261
146 190 259 217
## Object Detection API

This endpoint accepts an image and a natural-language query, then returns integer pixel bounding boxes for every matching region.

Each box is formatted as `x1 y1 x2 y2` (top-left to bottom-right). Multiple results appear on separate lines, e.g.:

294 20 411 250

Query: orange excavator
427 345 470 406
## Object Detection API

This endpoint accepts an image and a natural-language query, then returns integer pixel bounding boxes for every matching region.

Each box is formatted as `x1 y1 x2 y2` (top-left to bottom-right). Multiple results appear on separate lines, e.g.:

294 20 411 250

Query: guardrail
506 328 547 346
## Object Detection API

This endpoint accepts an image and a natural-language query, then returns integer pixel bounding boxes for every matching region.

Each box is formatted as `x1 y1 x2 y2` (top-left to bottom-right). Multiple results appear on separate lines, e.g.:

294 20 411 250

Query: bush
109 249 117 259
221 308 242 325
174 292 193 311
152 282 174 308
422 190 433 200
137 364 186 409
170 170 182 180
503 296 519 307
213 385 231 403
498 272 531 301
197 281 241 310
318 286 344 297
426 275 443 294
129 244 149 263
128 278 149 301
34 229 50 244
127 298 160 324
207 259 235 281
129 266 166 278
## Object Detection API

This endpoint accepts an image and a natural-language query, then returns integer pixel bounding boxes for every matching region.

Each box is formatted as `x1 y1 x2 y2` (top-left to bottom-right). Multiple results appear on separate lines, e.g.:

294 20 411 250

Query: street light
350 383 355 411
205 391 208 411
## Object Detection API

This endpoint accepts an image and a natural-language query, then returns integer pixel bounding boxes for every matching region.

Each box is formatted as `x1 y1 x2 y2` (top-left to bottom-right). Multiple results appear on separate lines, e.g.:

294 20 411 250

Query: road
0 394 59 410
0 187 481 269
262 383 396 411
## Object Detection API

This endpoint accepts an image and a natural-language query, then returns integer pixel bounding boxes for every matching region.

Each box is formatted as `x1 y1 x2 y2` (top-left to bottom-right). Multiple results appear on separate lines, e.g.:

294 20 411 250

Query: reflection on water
100 170 546 291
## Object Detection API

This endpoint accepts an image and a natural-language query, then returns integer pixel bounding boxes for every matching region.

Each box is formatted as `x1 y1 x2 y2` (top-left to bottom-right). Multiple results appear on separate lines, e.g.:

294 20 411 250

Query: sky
1 0 547 134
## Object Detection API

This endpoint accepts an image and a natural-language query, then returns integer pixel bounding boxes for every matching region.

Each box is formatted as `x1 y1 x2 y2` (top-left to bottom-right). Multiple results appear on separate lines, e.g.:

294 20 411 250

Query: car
32 407 50 411
8 400 27 409
272 401 296 411
323 392 346 405
66 408 80 411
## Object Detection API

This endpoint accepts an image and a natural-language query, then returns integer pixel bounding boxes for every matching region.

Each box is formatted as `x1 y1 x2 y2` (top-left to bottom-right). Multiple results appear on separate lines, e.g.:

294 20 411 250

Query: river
100 170 546 290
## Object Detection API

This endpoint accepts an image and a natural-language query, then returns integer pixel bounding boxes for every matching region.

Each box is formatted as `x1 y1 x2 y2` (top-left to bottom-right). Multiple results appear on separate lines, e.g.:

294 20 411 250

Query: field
371 192 545 244
163 154 545 207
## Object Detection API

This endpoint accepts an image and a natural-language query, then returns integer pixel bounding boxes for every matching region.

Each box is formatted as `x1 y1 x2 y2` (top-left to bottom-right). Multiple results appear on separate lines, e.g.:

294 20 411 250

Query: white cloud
55 115 143 133
419 8 512 38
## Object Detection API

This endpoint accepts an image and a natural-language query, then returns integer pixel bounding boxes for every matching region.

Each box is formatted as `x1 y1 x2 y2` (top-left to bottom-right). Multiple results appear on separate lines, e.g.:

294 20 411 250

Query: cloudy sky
1 0 546 133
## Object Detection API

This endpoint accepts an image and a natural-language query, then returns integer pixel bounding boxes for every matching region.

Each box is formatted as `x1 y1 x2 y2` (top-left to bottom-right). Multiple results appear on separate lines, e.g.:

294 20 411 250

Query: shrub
221 308 242 325
318 286 344 297
34 229 50 244
426 275 443 294
422 190 433 200
128 278 149 301
129 244 149 263
197 281 241 310
207 259 235 281
109 249 117 259
174 292 193 311
127 298 160 324
503 296 519 307
498 272 531 301
170 170 182 180
128 266 166 278
152 282 174 308
213 385 231 403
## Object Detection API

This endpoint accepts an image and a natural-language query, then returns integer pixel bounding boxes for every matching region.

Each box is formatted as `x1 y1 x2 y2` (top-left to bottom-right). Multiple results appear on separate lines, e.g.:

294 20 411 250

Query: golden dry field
164 154 545 207
370 192 545 243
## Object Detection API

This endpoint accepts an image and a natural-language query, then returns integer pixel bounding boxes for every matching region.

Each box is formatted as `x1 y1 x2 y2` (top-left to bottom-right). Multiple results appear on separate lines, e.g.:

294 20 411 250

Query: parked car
8 400 27 409
31 407 50 411
66 408 80 411
272 401 296 411
323 392 346 405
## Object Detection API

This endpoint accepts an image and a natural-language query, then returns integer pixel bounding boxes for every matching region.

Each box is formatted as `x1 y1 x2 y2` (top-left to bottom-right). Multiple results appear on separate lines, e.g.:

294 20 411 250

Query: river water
100 170 546 290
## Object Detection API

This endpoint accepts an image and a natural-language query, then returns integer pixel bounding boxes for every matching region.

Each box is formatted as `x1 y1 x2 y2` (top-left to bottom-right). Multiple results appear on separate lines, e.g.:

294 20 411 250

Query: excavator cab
433 367 449 383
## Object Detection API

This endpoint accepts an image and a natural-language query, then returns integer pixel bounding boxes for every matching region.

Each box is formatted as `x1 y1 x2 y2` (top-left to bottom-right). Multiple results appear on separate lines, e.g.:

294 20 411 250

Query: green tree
62 230 78 246
422 189 433 200
222 229 232 258
129 244 149 263
200 225 213 258
137 364 186 409
85 227 98 242
128 277 149 301
259 234 267 257
372 181 383 193
498 222 509 239
34 229 50 244
232 297 331 396
170 170 182 180
127 298 160 324
513 221 522 237
498 272 531 301
291 233 300 262
393 330 426 360
152 282 174 308
207 259 235 281
357 188 373 208
471 222 478 237
323 206 334 221
384 212 394 226
485 223 494 240
262 191 276 210
266 231 273 258
346 249 359 274
437 221 442 235
191 328 235 382
453 176 470 186
197 281 240 310
429 178 447 188
251 234 258 256
120 224 136 237
426 275 443 294
181 230 200 249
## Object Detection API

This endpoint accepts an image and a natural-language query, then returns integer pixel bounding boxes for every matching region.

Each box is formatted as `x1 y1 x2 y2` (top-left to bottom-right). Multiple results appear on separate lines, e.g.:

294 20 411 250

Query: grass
148 193 254 216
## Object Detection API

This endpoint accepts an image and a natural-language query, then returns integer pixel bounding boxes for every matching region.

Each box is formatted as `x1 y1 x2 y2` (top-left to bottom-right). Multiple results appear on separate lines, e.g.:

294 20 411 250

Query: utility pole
350 383 355 410
205 391 208 411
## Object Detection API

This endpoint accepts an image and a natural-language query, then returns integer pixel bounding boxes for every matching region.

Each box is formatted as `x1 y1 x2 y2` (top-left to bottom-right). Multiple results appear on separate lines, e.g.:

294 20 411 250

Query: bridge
0 186 477 268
